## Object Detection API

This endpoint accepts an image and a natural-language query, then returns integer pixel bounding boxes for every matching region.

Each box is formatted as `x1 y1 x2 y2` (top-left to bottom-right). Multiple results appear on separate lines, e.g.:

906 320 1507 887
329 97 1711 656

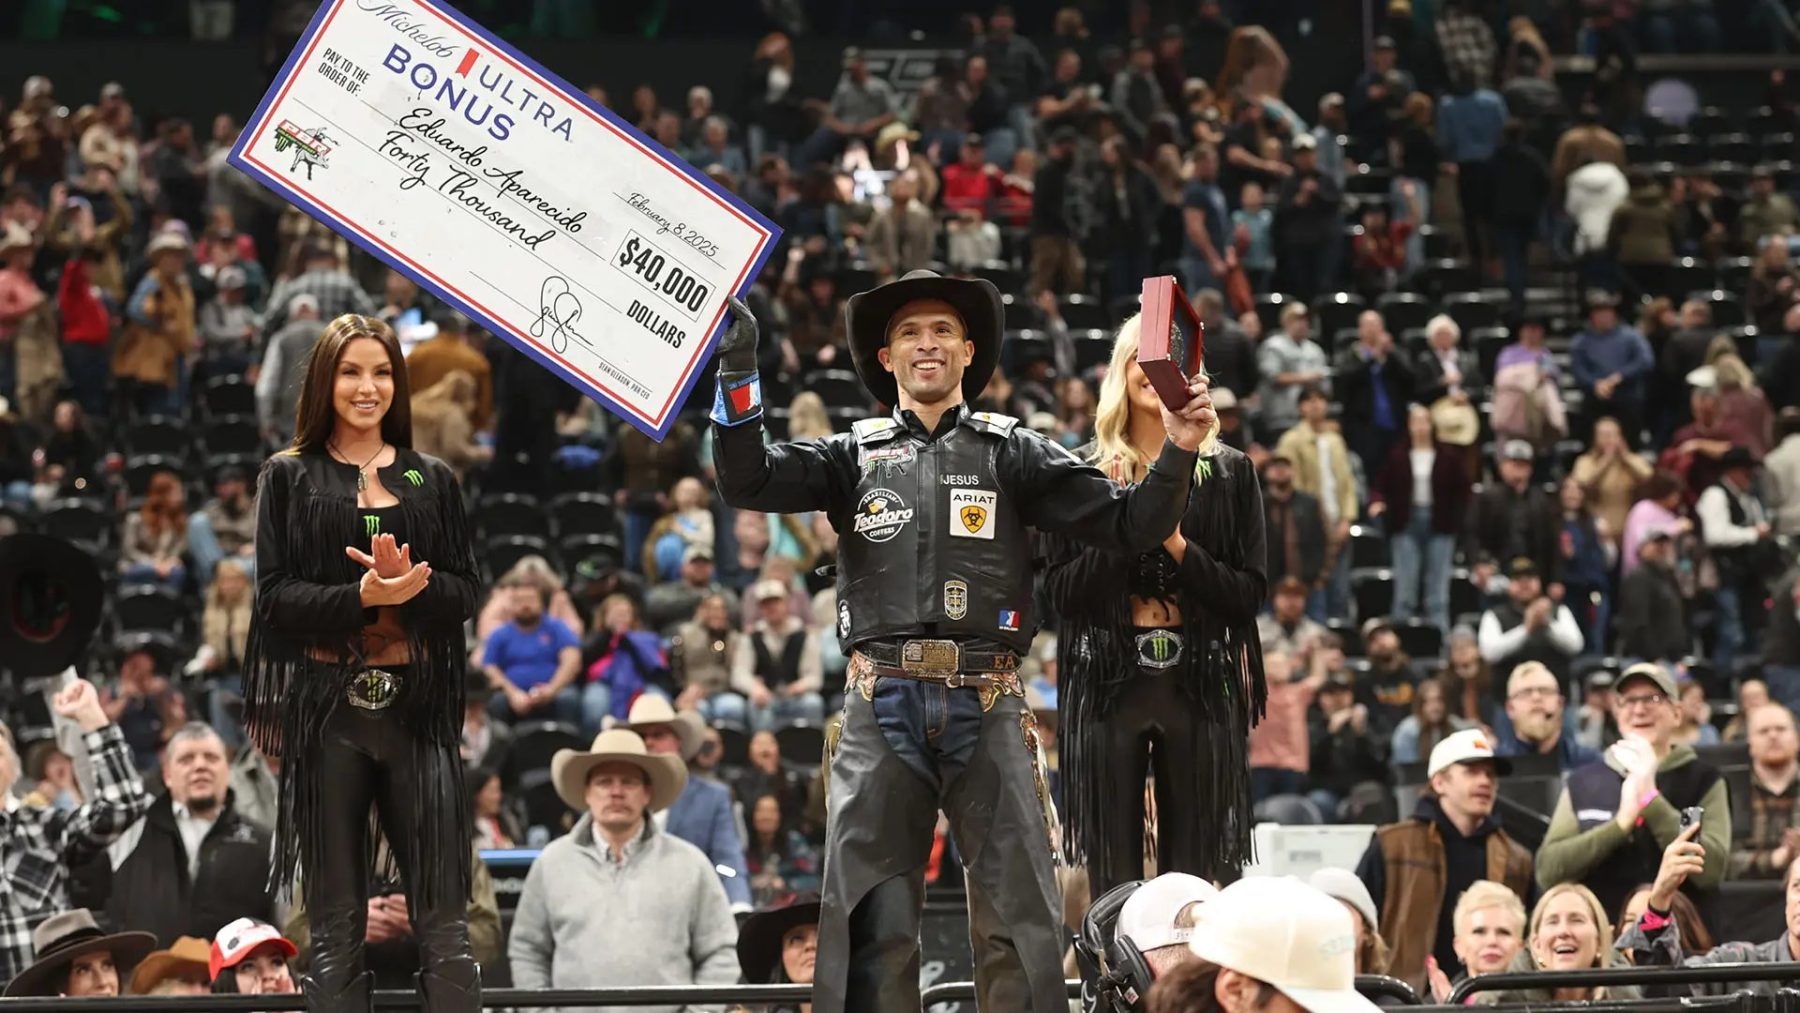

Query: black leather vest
752 627 808 688
836 410 1036 653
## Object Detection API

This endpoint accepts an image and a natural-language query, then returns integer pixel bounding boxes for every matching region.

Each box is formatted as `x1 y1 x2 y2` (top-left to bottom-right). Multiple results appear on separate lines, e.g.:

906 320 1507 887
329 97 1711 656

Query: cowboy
3 909 154 998
127 935 211 995
605 695 752 909
709 271 1215 1013
507 728 738 1011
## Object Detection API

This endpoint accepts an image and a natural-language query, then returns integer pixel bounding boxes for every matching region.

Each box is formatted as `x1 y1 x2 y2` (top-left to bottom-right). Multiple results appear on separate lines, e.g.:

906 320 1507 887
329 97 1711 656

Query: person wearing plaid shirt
1435 0 1497 89
257 242 376 342
0 678 153 989
1732 703 1800 878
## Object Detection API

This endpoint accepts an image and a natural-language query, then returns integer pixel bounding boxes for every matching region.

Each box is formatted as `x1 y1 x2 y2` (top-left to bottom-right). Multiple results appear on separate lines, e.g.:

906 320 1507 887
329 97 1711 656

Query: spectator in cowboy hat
1144 876 1382 1013
606 694 753 909
128 935 211 995
4 909 155 997
207 917 296 996
735 892 820 998
508 728 739 1005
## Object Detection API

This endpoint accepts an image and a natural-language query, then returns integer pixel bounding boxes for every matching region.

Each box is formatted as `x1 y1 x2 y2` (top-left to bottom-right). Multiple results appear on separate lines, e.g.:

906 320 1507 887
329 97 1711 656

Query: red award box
1137 275 1206 411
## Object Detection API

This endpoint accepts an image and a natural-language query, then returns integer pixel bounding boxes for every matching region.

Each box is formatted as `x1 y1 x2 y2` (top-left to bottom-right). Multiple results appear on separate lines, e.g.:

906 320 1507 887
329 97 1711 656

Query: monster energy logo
403 469 424 486
363 515 381 538
1135 628 1184 669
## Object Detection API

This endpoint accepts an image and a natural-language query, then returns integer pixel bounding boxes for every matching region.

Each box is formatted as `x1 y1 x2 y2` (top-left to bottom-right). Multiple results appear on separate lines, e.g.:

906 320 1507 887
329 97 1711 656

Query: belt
856 638 1018 674
346 668 401 710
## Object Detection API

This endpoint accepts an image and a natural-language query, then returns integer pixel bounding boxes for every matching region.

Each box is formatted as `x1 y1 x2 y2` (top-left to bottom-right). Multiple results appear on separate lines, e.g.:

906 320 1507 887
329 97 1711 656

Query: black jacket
1263 488 1329 587
1412 347 1487 404
102 791 275 946
1463 483 1562 583
1615 561 1688 660
1333 348 1417 431
1275 168 1344 248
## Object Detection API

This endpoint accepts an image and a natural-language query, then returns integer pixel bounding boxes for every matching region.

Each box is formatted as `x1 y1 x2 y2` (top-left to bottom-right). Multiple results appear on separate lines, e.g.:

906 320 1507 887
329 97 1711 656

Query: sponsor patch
998 609 1020 632
949 489 997 539
943 580 969 620
852 487 914 543
858 442 915 478
838 600 851 641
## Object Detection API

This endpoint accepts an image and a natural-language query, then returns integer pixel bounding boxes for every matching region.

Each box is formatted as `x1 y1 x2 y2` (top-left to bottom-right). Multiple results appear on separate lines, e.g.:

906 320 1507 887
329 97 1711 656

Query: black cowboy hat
844 270 1003 408
0 534 104 681
736 893 822 984
5 909 156 997
1720 445 1761 470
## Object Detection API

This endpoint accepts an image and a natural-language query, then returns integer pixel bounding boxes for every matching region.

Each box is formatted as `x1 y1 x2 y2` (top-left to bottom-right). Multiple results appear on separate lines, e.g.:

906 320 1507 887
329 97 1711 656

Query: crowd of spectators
6 0 1800 1004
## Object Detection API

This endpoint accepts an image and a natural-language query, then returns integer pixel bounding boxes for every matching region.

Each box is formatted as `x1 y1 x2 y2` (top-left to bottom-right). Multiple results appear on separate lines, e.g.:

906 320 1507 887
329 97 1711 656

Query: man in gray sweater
508 728 739 1012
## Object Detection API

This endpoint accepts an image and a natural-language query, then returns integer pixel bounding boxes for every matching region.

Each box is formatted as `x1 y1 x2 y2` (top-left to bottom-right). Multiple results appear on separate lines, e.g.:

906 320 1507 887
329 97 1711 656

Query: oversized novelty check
230 0 781 440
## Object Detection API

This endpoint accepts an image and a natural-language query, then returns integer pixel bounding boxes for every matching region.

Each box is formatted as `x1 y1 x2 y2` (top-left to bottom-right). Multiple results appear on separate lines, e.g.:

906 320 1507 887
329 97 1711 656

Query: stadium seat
1718 256 1754 292
1472 326 1512 379
1654 134 1702 166
503 721 585 787
1418 224 1455 261
1073 329 1113 374
201 375 256 418
1375 292 1433 333
1693 289 1745 326
1689 107 1731 138
113 584 189 639
1343 163 1392 196
803 370 869 410
971 261 1021 294
484 534 554 581
549 492 619 540
41 498 112 550
1001 293 1042 330
1312 292 1365 337
837 263 878 294
1002 330 1050 375
1325 617 1363 656
716 723 751 766
0 502 36 537
1442 292 1499 333
1709 133 1757 166
1349 525 1390 568
1058 294 1108 330
476 493 549 541
1254 293 1295 334
201 415 265 457
517 769 569 837
1108 294 1141 324
1394 619 1442 661
123 455 185 497
1412 260 1478 299
1254 795 1324 825
558 533 623 570
1660 258 1715 298
1762 133 1796 162
1350 568 1395 624
121 416 193 460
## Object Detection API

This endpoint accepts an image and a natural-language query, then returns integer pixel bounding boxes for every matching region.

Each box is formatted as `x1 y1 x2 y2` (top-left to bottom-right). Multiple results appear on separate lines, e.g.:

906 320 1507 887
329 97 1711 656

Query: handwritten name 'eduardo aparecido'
385 110 586 250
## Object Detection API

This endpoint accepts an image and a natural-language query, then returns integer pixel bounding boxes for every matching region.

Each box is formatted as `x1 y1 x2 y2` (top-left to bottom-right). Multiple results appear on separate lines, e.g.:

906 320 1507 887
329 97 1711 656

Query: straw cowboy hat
5 909 156 997
127 936 211 995
550 728 688 814
0 222 35 257
601 694 706 761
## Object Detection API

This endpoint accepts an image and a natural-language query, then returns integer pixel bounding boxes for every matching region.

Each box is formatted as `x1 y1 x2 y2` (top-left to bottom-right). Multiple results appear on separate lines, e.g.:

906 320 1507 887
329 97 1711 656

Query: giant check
229 0 781 440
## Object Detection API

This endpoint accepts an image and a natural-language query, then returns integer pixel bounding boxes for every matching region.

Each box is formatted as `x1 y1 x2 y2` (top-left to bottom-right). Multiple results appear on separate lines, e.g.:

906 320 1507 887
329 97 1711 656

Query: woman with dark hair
1622 469 1691 575
735 894 820 1013
1044 315 1266 896
244 313 481 1012
209 918 299 998
745 792 821 907
1616 880 1715 964
464 766 519 850
1390 676 1477 765
1368 404 1472 633
121 469 189 590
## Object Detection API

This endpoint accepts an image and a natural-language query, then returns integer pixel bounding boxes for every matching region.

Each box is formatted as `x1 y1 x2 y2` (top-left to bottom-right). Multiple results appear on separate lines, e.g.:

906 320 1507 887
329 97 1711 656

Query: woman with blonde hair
1425 880 1528 1001
786 390 833 442
1213 27 1303 139
1703 336 1773 453
1477 883 1643 1003
410 370 490 479
1043 313 1267 894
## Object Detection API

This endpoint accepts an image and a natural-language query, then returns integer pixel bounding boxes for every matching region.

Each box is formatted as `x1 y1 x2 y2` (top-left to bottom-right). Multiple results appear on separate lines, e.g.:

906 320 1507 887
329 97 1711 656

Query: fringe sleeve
400 455 481 629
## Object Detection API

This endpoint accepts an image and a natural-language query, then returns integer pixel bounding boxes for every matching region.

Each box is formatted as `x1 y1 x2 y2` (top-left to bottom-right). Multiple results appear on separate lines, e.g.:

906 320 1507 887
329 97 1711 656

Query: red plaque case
1137 275 1206 411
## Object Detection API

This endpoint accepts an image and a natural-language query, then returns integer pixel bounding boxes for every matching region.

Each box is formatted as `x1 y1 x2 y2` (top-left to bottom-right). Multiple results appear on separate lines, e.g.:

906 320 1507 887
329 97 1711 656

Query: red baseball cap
209 918 297 981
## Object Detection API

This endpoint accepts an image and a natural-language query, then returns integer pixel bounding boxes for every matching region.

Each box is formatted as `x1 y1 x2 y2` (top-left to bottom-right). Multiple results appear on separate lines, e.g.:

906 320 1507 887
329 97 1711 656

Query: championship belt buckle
1134 629 1185 670
347 668 400 710
901 639 960 676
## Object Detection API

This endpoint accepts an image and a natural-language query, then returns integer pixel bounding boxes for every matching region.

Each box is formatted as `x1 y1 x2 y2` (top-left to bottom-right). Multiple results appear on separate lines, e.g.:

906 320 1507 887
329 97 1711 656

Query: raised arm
1013 429 1196 555
46 681 153 852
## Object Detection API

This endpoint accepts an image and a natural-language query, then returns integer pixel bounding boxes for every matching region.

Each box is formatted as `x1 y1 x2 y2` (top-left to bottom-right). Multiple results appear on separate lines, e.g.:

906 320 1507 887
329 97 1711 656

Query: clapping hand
347 533 411 578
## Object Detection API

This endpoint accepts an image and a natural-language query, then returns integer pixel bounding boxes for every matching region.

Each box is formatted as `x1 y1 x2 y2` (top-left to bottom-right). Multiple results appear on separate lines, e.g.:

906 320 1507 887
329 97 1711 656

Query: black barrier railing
0 980 1089 1009
1449 962 1800 1004
1357 973 1423 1004
1420 996 1750 1013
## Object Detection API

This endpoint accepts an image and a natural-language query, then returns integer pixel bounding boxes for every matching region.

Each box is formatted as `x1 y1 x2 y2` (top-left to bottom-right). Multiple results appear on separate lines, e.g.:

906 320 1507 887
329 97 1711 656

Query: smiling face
1431 759 1498 822
1505 665 1564 742
1456 904 1525 976
332 337 394 436
233 945 295 995
878 299 973 409
1122 353 1164 416
1613 675 1680 749
1531 890 1603 971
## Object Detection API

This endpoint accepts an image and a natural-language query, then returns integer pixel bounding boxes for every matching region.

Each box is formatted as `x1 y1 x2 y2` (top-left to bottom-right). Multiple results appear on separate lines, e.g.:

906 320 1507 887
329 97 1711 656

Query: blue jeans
1496 222 1533 312
1713 584 1760 672
2 480 30 506
1390 508 1455 631
1765 666 1800 716
1390 177 1429 275
577 681 670 736
1178 256 1221 297
694 691 750 728
1642 10 1722 51
869 678 989 791
752 691 826 731
621 507 658 576
188 512 256 587
487 684 581 727
121 561 185 592
1322 544 1352 620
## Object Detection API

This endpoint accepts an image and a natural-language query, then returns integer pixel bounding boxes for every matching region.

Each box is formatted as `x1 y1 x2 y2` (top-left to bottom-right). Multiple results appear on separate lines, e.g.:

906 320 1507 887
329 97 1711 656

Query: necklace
330 441 386 492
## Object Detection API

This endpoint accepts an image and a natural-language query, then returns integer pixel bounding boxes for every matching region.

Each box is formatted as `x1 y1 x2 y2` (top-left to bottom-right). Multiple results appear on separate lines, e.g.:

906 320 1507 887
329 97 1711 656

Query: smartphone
1680 806 1704 831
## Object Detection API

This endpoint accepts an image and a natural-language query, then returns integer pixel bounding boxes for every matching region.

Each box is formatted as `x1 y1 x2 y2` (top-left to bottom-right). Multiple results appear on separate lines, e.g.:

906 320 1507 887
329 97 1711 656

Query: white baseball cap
1426 728 1513 780
1307 867 1379 934
1118 873 1219 951
1186 877 1379 1013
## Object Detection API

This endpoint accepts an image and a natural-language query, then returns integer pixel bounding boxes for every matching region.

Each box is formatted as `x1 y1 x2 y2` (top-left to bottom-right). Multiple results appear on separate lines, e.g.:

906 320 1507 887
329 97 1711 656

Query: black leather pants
301 701 479 1013
1086 668 1204 898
